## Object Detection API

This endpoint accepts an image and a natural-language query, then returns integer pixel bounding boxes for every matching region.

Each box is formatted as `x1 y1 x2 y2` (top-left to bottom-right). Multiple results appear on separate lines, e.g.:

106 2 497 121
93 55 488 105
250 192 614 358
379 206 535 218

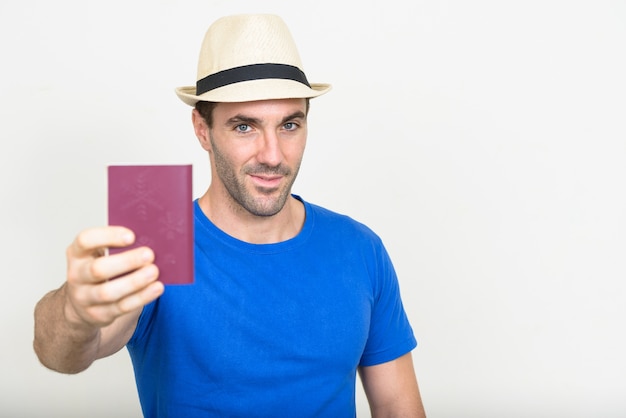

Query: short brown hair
195 101 219 128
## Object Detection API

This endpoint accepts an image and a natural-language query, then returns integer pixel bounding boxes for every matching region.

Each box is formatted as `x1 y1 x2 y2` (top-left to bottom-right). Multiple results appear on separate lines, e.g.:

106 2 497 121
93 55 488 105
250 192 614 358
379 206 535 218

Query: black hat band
196 63 311 95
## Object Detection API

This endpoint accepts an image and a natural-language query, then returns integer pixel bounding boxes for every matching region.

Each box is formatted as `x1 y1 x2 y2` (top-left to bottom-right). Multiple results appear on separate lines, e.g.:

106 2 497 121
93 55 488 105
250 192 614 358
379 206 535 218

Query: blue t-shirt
127 196 416 417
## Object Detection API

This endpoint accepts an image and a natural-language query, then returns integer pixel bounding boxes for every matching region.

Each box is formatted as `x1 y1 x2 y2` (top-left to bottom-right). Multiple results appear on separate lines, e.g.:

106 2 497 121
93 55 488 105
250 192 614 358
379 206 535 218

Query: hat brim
175 78 331 106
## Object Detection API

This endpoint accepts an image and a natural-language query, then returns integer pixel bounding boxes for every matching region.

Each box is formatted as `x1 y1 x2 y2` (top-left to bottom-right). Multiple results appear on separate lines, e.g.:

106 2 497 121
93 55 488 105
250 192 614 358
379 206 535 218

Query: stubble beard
211 137 301 217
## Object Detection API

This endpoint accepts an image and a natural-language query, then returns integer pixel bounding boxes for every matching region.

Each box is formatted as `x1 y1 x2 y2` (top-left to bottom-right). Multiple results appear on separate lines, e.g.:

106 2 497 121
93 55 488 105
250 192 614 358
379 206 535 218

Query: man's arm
33 226 164 374
359 352 426 418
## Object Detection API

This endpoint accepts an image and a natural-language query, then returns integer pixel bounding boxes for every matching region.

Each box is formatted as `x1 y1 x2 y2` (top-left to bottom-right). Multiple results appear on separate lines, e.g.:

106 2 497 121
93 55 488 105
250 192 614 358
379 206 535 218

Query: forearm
33 284 101 374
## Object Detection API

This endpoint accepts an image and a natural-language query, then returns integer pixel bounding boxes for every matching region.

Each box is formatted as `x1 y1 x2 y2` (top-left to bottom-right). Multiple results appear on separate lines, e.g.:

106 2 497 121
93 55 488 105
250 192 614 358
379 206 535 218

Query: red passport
107 164 194 285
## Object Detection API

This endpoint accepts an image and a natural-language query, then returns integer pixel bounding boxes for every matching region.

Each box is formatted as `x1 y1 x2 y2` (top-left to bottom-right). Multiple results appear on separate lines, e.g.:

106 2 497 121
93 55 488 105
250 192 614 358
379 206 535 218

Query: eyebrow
226 111 306 127
281 111 306 124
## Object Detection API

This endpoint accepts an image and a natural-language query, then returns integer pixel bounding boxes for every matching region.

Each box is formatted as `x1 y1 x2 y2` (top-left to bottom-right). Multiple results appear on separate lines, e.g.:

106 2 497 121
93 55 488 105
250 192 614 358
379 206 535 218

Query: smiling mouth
250 174 283 189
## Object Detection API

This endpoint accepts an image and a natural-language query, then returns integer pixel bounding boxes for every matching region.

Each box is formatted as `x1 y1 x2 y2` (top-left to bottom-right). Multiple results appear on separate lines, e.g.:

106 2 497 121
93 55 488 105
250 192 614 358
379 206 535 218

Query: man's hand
64 226 164 329
34 226 165 373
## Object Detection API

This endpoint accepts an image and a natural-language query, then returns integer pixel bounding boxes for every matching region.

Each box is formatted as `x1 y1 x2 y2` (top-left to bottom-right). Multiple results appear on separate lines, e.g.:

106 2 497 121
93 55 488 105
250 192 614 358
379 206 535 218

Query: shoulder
304 199 380 240
300 198 388 257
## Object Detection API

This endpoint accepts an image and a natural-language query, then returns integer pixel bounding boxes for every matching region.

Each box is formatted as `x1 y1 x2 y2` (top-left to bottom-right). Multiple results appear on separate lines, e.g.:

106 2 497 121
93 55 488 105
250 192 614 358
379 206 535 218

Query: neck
197 187 305 244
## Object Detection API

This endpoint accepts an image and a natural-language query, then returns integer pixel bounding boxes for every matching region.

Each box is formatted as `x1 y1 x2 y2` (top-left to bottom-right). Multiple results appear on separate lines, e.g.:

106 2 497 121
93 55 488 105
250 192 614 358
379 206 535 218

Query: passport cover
107 164 194 285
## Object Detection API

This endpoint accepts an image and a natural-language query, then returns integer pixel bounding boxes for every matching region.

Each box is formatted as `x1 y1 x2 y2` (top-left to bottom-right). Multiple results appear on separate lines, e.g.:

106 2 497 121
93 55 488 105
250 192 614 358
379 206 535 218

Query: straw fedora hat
175 14 331 105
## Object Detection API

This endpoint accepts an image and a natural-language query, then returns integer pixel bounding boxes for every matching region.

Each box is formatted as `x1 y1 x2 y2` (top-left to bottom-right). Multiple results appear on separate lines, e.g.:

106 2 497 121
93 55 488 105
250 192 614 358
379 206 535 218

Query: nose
256 130 283 167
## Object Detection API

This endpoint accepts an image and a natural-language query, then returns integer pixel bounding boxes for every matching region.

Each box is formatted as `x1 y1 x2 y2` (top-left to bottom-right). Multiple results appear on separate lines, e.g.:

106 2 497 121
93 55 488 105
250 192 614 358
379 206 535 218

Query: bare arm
359 352 426 418
33 226 164 374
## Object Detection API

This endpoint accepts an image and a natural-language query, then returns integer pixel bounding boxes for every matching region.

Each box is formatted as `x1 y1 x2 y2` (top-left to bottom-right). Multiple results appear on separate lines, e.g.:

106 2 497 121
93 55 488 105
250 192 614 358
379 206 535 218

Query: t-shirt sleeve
359 241 417 367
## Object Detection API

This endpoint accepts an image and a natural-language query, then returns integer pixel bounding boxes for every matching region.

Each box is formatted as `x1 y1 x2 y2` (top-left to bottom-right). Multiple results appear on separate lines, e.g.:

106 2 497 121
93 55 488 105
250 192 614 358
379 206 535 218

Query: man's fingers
62 226 164 330
90 264 159 304
76 281 164 327
87 247 155 282
67 264 163 327
68 226 135 259
115 280 164 314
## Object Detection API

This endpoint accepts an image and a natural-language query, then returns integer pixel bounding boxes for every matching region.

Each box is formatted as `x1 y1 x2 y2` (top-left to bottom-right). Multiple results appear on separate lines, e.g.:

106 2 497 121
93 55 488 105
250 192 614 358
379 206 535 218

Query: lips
250 174 283 189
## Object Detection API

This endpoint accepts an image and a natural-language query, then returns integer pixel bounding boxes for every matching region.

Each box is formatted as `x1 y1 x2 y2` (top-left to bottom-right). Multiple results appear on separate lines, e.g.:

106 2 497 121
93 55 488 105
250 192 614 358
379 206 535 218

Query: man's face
205 98 308 217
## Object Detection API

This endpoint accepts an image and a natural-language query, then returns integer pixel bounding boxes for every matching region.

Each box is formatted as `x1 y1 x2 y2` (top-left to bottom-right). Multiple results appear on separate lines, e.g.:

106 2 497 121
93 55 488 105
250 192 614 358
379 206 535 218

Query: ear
192 109 211 151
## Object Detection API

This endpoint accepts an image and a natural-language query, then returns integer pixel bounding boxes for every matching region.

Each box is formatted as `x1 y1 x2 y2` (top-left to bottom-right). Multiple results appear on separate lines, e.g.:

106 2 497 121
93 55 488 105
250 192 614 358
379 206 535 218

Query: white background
1 0 625 417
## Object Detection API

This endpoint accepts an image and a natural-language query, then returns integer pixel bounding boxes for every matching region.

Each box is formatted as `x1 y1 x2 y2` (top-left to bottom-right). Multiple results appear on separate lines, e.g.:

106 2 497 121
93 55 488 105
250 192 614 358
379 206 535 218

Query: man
33 14 426 417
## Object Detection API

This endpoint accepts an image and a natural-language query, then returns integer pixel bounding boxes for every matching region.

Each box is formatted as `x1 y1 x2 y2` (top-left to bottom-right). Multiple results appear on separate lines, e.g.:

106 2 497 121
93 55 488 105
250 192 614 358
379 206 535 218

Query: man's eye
236 124 250 133
284 122 297 131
